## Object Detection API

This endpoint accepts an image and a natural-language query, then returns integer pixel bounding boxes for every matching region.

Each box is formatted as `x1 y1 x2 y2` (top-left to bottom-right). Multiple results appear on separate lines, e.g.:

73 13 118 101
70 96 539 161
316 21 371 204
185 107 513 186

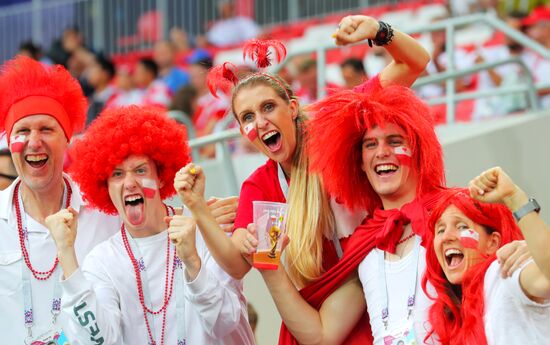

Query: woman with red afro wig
423 169 550 345
69 105 190 214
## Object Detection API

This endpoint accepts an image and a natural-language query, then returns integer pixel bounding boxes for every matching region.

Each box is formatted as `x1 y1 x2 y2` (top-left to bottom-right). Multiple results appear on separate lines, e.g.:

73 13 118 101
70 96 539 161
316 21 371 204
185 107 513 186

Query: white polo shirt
0 174 120 343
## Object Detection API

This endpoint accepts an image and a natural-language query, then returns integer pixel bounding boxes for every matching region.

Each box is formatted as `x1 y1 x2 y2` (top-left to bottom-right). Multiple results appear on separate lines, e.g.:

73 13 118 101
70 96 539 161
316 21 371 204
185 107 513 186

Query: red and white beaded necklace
13 177 72 280
120 204 178 345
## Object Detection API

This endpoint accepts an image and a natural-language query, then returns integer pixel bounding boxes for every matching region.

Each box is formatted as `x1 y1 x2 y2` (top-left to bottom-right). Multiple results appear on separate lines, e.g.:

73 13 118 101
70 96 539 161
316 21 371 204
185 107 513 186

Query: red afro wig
306 85 445 214
422 188 523 345
0 55 87 140
69 106 190 214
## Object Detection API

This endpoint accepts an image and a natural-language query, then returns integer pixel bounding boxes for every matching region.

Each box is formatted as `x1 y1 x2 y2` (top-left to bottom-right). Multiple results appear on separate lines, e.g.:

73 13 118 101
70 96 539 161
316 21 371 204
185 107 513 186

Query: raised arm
334 15 430 87
260 262 365 345
469 166 550 299
174 163 252 279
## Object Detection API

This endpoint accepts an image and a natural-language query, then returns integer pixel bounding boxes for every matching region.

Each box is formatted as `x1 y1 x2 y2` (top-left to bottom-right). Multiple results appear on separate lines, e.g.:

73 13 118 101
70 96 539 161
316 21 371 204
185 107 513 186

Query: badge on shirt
26 329 69 345
383 318 417 345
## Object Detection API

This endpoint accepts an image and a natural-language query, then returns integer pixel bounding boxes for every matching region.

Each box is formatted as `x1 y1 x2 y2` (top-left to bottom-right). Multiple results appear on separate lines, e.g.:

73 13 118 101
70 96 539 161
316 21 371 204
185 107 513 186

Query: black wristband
368 21 394 47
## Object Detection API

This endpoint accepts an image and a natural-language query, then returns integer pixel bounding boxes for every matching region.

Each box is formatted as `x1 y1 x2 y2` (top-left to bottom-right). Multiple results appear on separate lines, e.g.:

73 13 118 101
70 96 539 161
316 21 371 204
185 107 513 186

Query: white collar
0 173 85 222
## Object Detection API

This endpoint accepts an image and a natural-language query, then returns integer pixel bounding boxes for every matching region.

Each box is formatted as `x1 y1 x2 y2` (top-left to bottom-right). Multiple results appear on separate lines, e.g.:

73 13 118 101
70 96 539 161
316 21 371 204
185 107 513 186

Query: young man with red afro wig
0 56 120 344
45 105 254 344
244 84 448 344
423 167 550 345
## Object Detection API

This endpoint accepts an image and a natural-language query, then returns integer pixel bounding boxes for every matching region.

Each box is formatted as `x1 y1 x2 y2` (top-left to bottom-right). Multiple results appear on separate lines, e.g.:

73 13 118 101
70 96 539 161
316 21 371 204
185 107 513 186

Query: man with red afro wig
44 106 254 344
255 85 448 344
0 56 120 344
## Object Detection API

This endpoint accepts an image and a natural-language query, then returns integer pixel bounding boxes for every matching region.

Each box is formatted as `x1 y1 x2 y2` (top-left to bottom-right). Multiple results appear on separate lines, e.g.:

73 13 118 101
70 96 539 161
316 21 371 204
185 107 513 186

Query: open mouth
374 163 398 176
262 130 282 152
25 153 48 169
445 248 464 268
124 194 145 225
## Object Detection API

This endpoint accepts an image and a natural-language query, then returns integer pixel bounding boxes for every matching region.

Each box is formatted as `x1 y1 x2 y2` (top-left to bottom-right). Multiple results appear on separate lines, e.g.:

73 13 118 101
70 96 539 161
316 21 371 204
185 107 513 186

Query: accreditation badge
382 318 417 345
26 329 69 345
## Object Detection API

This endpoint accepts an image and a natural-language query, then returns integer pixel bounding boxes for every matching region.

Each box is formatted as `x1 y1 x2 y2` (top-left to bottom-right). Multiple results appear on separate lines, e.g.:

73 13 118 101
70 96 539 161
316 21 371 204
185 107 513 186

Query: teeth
262 131 278 141
26 154 48 162
375 164 398 173
445 248 463 257
125 195 143 202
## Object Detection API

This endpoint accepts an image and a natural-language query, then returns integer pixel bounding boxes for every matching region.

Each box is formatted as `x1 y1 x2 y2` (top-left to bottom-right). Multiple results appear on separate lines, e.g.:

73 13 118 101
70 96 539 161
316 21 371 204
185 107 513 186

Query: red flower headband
207 39 288 99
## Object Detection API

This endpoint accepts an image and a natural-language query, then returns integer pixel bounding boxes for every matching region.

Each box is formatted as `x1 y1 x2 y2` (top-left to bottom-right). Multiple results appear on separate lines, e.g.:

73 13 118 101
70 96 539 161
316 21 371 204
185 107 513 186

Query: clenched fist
166 215 201 279
333 15 380 46
174 163 206 211
45 207 78 251
468 167 528 211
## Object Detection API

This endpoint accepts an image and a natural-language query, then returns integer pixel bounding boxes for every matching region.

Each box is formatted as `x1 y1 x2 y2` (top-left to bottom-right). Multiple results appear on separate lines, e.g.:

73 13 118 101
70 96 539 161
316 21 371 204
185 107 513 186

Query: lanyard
19 181 68 339
278 163 343 259
378 236 420 331
124 207 186 344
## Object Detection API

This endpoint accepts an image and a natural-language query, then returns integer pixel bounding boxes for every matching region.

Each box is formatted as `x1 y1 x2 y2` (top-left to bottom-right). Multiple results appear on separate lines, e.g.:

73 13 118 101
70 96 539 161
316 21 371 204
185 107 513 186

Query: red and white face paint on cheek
10 135 26 154
394 146 412 166
141 178 157 199
243 123 258 142
460 229 480 249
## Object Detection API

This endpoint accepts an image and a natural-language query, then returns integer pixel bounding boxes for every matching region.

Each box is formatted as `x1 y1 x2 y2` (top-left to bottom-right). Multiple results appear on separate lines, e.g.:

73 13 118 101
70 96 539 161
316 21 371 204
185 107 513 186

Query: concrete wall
196 110 550 345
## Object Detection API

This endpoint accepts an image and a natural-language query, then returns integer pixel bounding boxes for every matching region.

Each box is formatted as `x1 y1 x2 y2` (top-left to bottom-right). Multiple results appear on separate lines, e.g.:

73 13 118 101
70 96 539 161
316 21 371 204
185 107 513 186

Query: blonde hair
232 73 335 289
285 115 335 288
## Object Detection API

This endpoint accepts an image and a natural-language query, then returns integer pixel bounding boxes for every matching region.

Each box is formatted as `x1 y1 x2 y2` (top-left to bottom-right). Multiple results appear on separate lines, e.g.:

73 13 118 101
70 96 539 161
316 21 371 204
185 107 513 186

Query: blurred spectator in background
134 58 171 107
189 56 230 157
47 26 85 67
498 0 550 16
153 40 190 94
189 56 229 137
86 53 116 124
170 85 198 120
522 5 550 108
295 58 340 104
204 0 261 47
107 65 142 107
0 148 17 190
340 57 368 89
170 27 192 55
472 11 529 120
417 16 475 100
18 41 52 65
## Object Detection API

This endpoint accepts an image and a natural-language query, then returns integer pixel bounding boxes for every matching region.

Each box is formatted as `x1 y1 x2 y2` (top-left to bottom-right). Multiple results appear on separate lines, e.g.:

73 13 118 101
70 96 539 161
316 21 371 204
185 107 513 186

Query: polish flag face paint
243 123 258 142
141 178 157 199
394 146 412 166
460 229 480 249
10 135 26 153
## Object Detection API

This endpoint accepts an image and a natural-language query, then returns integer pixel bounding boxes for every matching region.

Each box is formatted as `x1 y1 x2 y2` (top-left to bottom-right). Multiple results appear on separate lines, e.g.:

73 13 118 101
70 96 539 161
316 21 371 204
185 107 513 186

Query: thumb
67 206 79 218
164 216 173 227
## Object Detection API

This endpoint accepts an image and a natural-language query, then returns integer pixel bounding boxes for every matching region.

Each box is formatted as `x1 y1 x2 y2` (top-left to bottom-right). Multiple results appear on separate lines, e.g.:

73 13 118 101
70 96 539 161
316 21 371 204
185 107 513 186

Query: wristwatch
513 198 541 222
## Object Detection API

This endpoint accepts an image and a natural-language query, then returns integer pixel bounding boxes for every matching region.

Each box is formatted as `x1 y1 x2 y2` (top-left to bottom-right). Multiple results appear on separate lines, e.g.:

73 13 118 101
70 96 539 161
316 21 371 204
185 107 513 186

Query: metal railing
280 12 550 123
189 12 550 193
0 0 419 63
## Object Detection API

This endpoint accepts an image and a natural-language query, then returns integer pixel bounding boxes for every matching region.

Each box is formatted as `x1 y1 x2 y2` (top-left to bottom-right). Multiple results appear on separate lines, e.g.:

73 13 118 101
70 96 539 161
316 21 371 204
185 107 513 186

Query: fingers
281 234 290 252
220 223 234 233
209 202 238 219
164 216 173 227
246 223 257 236
498 241 531 278
206 197 218 206
174 163 203 191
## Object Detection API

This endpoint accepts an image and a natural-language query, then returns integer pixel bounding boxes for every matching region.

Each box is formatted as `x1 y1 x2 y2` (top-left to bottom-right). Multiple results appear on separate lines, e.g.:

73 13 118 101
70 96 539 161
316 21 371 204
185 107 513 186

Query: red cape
278 190 445 344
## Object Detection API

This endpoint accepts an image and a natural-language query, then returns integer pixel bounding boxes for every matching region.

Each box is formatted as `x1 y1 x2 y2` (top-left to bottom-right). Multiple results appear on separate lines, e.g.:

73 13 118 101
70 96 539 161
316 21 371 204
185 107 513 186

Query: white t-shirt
207 16 260 47
60 218 255 345
484 260 550 345
358 237 436 345
0 175 120 344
